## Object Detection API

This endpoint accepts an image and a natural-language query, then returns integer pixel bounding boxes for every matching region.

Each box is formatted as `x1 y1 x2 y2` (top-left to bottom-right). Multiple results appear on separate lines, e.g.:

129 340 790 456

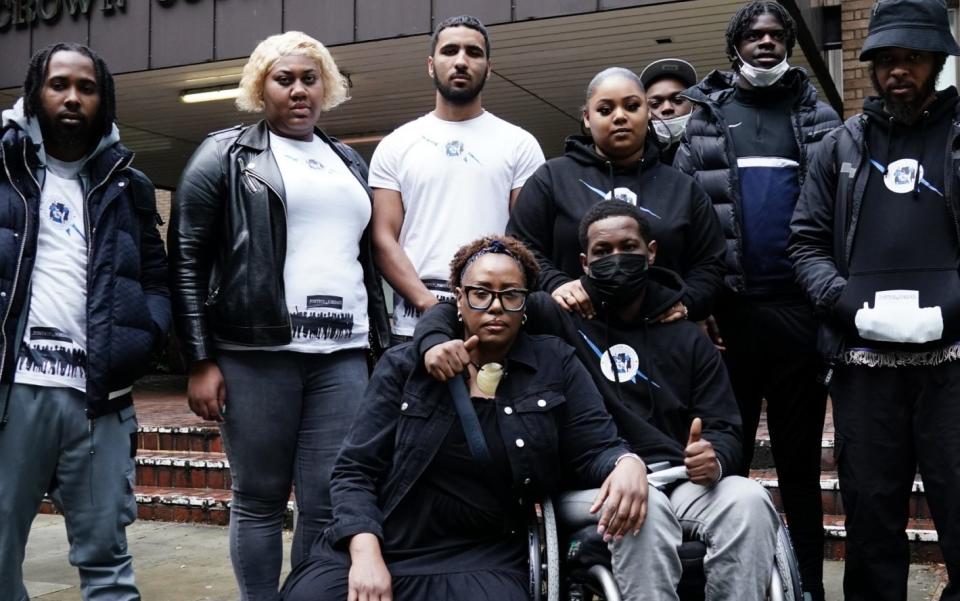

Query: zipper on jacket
245 168 286 213
0 141 36 377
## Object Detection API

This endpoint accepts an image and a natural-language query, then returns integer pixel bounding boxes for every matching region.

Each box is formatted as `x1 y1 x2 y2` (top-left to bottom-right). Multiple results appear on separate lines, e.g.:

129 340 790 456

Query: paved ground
24 514 947 600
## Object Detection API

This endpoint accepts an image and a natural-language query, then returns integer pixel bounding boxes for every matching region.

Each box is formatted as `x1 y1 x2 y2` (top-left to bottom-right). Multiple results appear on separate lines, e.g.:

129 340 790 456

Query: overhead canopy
0 0 836 189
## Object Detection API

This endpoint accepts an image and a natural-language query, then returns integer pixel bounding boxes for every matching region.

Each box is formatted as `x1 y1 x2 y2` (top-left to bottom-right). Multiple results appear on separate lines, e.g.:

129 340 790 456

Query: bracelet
615 452 644 468
713 458 723 484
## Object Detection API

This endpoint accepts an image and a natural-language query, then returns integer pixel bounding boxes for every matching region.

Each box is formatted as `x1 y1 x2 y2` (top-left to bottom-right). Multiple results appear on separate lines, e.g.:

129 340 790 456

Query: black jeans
831 362 960 601
717 295 827 600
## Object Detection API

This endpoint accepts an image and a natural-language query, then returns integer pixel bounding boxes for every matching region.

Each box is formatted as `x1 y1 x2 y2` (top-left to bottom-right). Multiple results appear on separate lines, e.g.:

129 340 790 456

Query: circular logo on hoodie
605 187 638 205
883 158 923 194
600 344 639 383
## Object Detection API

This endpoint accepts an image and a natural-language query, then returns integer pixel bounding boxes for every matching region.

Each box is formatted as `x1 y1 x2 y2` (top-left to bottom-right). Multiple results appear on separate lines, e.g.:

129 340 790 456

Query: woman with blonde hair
168 31 390 600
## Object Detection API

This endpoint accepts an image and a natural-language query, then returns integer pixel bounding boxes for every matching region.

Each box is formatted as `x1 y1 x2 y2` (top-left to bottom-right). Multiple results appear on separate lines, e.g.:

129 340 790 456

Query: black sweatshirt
414 268 744 476
836 90 960 354
506 136 726 321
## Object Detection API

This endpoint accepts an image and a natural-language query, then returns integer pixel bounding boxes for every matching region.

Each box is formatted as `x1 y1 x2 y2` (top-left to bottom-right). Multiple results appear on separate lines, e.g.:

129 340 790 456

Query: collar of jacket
682 66 817 111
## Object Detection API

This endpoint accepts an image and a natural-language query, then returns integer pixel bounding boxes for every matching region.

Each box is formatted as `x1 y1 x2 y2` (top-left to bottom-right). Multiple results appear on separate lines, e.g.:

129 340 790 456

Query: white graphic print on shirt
16 160 89 391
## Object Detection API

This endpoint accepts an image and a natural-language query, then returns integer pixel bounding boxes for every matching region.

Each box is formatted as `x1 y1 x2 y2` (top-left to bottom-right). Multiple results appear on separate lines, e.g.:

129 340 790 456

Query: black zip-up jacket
414 268 743 476
506 136 725 321
789 89 960 361
675 68 841 293
168 121 391 364
0 122 171 419
326 333 628 546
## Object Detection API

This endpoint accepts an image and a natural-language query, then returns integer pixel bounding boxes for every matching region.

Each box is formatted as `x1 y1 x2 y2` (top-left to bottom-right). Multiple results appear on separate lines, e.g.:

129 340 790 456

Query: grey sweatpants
0 383 140 601
559 475 779 601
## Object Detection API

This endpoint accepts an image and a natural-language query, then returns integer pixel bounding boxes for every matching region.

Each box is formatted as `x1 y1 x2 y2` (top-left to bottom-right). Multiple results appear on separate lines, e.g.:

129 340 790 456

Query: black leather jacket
168 121 390 363
326 334 629 547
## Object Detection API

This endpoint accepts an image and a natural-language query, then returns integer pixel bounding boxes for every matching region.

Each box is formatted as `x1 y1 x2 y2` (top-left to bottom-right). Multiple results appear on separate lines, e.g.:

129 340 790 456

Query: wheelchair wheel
542 498 561 601
768 521 804 601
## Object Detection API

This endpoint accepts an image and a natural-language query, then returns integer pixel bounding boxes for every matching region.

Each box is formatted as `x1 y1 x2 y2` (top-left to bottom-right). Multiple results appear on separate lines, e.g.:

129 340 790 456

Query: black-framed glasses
463 285 529 312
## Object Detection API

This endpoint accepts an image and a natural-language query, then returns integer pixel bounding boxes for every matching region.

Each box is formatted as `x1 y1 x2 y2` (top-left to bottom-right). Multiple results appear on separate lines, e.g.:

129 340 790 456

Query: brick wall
841 0 874 118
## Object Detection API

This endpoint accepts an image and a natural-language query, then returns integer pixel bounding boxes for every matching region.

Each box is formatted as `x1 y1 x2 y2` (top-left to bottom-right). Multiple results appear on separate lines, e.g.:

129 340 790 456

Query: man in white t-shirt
0 44 169 601
369 15 545 341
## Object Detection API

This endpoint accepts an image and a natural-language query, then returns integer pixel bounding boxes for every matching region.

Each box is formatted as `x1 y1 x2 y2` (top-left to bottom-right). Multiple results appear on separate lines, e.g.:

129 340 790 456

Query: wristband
615 452 644 468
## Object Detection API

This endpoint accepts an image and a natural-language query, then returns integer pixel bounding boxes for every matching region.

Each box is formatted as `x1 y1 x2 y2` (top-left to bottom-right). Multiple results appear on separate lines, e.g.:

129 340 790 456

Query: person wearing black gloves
418 201 779 601
790 1 960 598
507 66 725 325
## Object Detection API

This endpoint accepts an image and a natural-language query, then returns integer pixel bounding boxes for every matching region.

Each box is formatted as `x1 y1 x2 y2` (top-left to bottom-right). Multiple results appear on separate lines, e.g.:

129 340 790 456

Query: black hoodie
835 88 960 355
506 136 725 321
414 267 744 476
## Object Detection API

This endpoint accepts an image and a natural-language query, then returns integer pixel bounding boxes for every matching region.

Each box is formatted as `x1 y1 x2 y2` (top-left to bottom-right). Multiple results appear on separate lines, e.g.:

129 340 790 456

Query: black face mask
586 253 649 305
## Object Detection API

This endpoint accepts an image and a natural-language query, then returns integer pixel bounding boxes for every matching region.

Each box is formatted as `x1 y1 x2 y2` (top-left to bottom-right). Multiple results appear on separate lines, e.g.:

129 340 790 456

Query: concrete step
750 437 837 471
40 487 294 529
136 450 231 490
821 515 942 564
751 468 930 520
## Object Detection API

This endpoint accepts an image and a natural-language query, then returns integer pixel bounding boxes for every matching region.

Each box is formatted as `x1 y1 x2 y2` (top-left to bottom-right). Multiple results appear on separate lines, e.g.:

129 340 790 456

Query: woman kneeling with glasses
281 236 647 601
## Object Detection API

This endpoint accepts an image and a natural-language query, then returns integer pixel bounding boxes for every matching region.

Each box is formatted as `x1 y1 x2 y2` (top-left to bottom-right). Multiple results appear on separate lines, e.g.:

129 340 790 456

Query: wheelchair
527 466 806 601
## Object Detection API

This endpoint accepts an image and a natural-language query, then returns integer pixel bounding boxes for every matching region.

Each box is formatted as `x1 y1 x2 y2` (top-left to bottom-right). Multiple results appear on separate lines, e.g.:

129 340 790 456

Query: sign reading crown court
0 0 195 30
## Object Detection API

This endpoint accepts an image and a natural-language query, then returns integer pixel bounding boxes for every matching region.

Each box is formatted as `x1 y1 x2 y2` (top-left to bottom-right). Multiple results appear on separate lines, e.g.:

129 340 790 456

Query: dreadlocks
725 1 797 64
22 43 116 139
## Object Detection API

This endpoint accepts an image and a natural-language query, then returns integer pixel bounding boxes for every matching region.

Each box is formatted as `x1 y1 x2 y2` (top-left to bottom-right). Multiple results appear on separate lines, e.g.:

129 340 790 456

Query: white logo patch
600 343 640 383
605 187 638 205
883 158 923 194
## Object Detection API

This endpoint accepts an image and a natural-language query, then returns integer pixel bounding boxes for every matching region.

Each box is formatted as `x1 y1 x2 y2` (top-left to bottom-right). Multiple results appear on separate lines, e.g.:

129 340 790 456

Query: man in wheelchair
416 201 782 600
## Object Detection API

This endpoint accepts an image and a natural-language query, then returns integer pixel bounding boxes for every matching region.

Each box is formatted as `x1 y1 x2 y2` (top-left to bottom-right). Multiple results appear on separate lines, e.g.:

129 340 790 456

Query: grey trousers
0 383 140 601
560 476 779 601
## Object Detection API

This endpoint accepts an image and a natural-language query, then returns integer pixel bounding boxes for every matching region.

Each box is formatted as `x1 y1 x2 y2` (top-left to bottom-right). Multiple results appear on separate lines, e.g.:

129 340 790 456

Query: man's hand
590 456 648 541
552 280 595 319
698 315 726 351
348 533 392 601
413 293 439 314
424 336 479 381
187 359 226 422
684 417 720 485
656 301 688 323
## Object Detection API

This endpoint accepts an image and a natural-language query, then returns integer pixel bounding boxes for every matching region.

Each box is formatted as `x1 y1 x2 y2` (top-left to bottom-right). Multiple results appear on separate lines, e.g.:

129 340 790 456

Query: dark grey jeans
217 348 368 601
0 384 140 601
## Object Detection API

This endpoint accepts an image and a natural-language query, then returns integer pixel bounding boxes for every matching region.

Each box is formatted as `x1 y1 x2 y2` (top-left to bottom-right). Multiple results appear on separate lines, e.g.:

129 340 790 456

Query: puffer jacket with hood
506 136 725 321
789 87 960 364
414 267 744 476
0 99 171 421
675 68 841 294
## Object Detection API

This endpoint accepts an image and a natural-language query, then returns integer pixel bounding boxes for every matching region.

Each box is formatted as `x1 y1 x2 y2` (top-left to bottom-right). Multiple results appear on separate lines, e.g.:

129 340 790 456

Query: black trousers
831 362 960 601
717 295 828 600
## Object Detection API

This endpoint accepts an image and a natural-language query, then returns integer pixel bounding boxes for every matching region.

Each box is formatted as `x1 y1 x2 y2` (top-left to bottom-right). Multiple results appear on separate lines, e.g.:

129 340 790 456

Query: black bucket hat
860 0 960 61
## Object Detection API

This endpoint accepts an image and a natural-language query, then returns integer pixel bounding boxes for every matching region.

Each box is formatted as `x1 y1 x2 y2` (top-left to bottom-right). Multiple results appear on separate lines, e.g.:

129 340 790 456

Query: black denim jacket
326 333 629 547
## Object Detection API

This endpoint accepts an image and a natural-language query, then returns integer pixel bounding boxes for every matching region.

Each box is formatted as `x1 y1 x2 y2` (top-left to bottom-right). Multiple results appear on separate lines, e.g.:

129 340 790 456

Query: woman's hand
348 533 392 601
656 301 688 323
551 280 595 319
590 455 648 541
684 418 721 485
187 359 226 422
424 335 479 381
698 315 726 351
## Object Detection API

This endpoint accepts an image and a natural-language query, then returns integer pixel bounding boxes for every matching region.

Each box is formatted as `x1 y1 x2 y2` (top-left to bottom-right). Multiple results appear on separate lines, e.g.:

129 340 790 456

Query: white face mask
652 114 691 145
736 50 790 88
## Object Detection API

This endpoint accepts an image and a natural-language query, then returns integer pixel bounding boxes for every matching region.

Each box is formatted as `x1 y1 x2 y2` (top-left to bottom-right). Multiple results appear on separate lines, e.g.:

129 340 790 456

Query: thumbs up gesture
684 417 720 485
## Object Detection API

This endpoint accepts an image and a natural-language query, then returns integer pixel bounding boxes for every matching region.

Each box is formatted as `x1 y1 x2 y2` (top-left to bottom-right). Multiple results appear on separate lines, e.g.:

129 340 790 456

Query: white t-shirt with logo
220 132 371 353
15 157 89 391
368 111 544 335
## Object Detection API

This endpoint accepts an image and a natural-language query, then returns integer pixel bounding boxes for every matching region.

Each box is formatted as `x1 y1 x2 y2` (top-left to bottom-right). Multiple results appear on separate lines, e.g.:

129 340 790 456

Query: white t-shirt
15 157 88 391
368 111 544 335
220 133 371 353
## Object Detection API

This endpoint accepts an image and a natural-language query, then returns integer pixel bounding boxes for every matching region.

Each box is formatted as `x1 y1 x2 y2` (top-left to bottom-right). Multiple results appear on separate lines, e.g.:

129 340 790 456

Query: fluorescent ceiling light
180 85 240 104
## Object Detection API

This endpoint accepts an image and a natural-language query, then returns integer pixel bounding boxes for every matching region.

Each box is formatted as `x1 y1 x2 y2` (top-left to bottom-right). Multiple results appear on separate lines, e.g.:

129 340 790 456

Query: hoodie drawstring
882 116 895 176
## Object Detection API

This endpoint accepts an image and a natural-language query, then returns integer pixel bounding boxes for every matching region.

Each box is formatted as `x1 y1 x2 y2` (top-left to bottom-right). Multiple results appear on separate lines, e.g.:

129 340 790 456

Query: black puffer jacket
0 118 170 418
674 68 841 293
789 90 960 361
169 121 391 364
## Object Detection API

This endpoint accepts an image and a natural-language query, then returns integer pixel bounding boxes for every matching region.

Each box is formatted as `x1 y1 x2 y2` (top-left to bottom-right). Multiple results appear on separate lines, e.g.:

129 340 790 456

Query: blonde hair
236 31 349 113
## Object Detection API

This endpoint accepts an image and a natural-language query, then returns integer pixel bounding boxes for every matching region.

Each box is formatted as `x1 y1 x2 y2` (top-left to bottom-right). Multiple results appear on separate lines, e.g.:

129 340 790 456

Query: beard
38 111 99 155
871 67 939 125
433 70 486 105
